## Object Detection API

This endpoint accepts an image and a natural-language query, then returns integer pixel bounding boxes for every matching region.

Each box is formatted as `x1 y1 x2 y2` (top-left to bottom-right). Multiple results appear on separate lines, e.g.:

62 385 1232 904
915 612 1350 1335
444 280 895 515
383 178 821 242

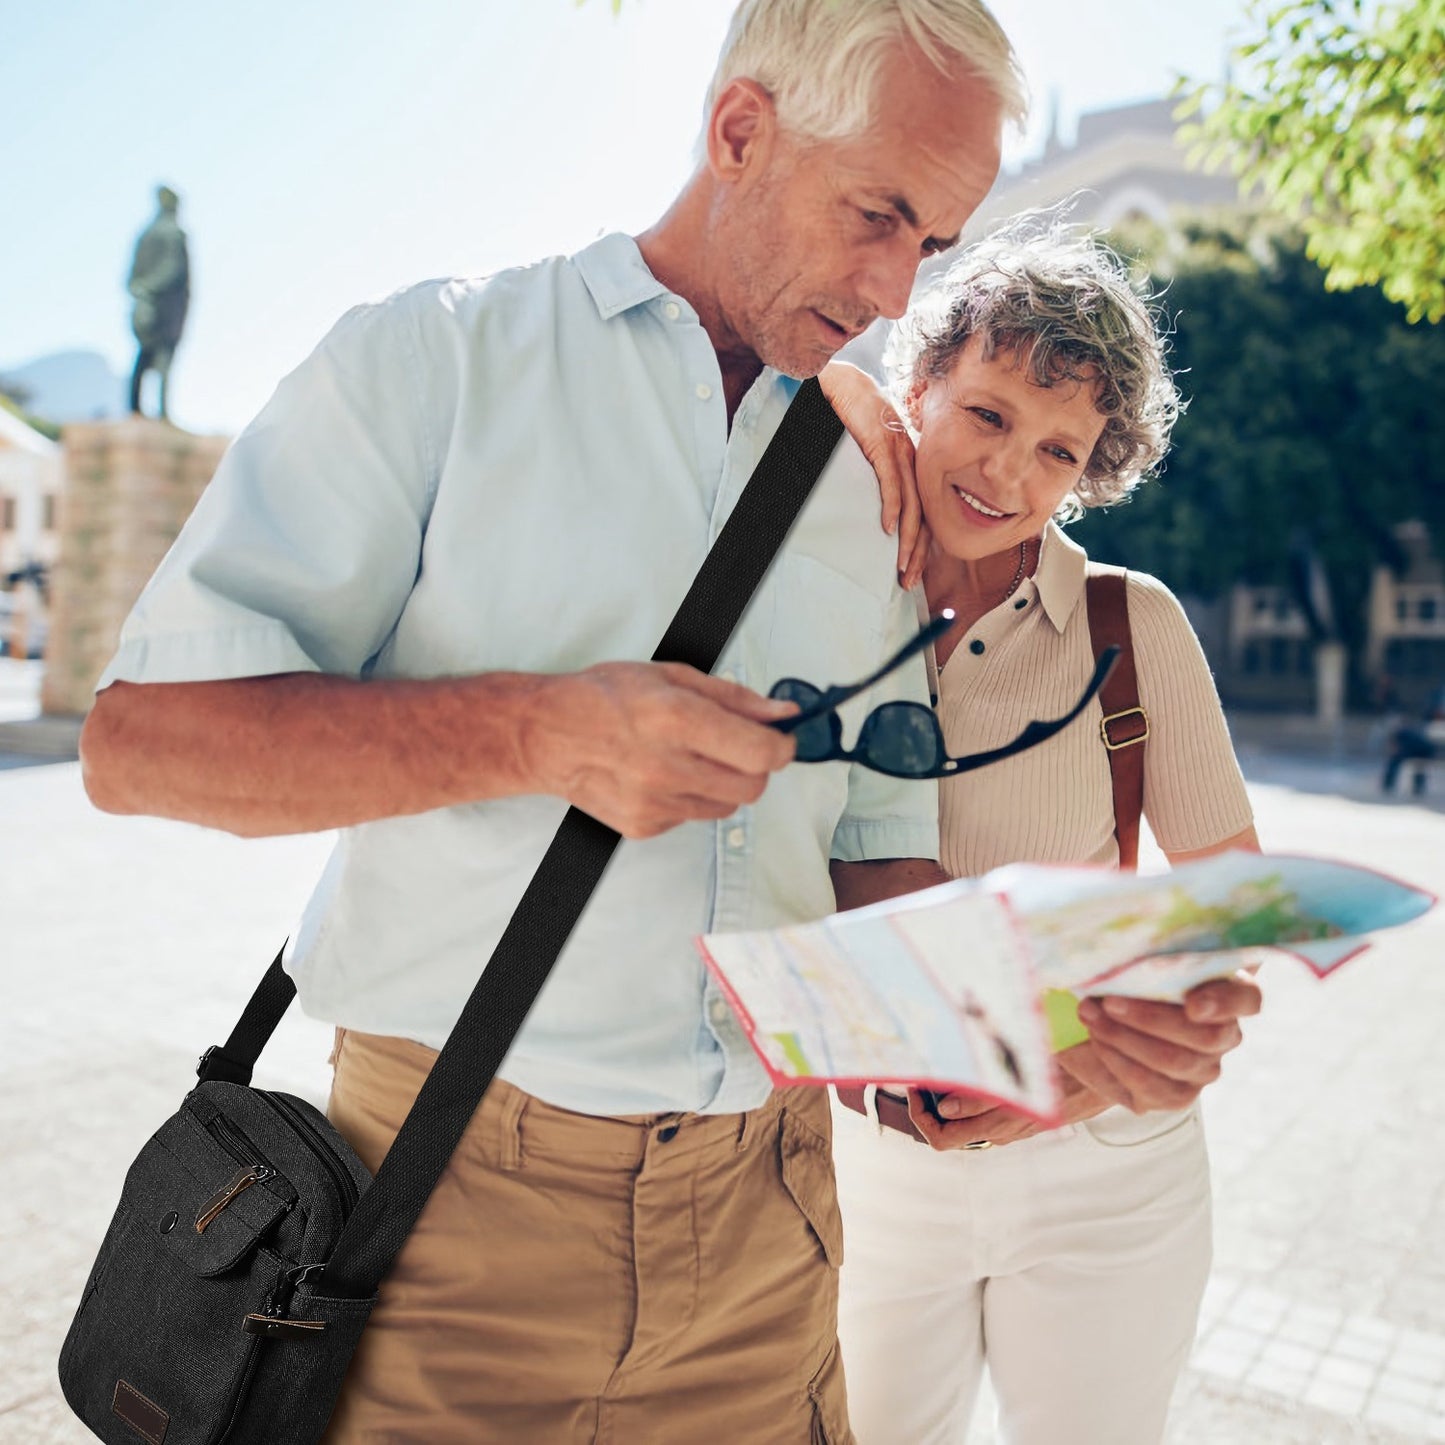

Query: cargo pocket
779 1107 844 1269
808 1338 855 1445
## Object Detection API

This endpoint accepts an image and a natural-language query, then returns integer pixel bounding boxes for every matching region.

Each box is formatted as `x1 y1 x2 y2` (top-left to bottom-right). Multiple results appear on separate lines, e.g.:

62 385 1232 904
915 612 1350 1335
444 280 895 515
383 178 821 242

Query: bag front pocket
58 1116 292 1445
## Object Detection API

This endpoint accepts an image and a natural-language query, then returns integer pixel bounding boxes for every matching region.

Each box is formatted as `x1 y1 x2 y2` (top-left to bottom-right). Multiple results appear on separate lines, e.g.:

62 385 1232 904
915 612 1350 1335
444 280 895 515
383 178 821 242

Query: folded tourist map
696 853 1434 1122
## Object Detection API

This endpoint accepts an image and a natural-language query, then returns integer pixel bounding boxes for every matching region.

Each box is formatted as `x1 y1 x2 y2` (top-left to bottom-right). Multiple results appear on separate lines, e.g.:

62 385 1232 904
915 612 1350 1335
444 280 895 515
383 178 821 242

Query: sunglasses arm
773 613 956 733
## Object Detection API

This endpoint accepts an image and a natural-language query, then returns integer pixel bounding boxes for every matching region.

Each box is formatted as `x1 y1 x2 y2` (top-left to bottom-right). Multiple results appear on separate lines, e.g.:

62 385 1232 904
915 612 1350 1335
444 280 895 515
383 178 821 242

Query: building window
1 496 14 532
1386 638 1445 677
1420 596 1438 622
42 494 56 531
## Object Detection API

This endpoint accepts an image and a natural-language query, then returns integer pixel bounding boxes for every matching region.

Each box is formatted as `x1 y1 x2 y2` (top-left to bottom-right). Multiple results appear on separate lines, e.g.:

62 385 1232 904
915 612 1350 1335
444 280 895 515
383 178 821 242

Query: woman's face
909 335 1108 562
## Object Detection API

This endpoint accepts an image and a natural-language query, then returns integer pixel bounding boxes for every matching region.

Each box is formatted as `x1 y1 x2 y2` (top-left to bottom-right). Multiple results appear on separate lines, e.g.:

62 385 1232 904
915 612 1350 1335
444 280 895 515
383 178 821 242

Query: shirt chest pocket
758 554 889 758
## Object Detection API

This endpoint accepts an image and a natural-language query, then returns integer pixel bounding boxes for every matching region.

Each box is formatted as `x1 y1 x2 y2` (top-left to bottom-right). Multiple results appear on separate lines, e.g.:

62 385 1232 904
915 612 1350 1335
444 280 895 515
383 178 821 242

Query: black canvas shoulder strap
198 377 845 1298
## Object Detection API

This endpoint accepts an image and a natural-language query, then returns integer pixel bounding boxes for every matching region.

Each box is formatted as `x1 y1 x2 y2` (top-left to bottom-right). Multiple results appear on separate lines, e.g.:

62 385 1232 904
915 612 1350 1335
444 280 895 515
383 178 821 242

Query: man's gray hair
704 0 1027 145
884 216 1181 518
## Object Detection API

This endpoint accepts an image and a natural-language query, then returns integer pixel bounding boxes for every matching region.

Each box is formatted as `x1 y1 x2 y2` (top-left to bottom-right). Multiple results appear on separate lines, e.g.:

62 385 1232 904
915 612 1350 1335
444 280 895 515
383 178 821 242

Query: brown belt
836 1085 928 1143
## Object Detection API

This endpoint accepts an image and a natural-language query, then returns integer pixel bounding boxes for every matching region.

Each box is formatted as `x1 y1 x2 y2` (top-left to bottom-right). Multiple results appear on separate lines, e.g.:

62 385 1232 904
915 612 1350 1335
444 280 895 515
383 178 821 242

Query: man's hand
903 1057 1112 1151
1057 972 1262 1113
819 361 930 588
524 662 798 839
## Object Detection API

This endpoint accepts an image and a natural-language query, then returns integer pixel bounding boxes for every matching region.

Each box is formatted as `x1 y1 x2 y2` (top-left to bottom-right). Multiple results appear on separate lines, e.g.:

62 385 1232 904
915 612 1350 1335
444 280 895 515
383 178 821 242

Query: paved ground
4 662 1445 1443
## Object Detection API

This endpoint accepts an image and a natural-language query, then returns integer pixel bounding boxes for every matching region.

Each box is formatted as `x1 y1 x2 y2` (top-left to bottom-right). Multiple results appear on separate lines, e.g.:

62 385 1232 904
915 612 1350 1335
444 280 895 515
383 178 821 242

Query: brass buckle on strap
1100 706 1149 751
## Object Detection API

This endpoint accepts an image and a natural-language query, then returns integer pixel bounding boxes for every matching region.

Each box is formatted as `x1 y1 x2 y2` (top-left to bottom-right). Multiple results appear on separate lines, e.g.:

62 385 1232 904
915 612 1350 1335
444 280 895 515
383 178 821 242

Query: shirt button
970 639 986 655
695 383 713 401
663 301 681 320
1014 597 1028 610
727 825 746 849
709 997 732 1027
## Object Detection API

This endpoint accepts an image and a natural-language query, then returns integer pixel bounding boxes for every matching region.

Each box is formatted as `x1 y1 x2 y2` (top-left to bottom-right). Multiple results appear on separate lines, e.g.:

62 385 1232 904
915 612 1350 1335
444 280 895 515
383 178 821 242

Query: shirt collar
573 232 675 321
572 232 801 407
1031 520 1089 634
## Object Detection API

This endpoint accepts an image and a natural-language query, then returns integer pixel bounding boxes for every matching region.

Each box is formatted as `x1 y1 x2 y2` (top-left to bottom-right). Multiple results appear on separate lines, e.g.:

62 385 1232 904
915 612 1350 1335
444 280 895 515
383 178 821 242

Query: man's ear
705 78 778 183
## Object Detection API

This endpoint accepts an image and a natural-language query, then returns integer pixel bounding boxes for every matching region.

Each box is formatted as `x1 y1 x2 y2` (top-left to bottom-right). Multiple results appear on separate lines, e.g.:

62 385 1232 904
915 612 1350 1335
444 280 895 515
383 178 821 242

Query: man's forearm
81 671 552 838
830 856 950 912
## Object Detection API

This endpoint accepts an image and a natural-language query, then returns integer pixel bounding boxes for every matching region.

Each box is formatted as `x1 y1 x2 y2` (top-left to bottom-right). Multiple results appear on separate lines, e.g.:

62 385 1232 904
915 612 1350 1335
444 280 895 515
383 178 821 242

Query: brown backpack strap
1085 565 1148 871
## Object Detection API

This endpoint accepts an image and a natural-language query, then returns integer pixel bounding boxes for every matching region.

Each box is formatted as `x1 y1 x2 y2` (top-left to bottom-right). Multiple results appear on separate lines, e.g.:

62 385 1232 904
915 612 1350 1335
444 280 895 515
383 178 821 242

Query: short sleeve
830 583 942 864
1131 574 1255 853
97 287 443 690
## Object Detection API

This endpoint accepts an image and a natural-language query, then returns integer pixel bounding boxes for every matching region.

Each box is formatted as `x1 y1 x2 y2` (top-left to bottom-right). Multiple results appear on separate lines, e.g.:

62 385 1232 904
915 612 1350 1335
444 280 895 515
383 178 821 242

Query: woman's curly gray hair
883 217 1181 520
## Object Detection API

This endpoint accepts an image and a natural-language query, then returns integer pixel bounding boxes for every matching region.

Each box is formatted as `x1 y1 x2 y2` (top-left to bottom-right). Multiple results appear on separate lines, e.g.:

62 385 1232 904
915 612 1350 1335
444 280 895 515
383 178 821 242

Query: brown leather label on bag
113 1379 169 1444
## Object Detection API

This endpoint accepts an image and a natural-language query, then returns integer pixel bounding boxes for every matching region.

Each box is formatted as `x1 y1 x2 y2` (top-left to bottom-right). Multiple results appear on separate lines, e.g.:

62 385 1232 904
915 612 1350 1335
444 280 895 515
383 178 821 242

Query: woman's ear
903 378 927 430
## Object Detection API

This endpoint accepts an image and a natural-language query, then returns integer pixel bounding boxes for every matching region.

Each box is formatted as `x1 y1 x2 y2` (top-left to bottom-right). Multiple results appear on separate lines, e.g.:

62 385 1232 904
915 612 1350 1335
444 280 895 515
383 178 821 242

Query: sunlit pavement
5 723 1444 1441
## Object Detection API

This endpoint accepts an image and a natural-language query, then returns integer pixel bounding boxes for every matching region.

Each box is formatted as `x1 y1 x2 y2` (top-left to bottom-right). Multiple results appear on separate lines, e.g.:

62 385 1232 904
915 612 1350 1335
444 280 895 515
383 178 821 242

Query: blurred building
967 96 1239 239
1367 523 1445 709
0 406 61 657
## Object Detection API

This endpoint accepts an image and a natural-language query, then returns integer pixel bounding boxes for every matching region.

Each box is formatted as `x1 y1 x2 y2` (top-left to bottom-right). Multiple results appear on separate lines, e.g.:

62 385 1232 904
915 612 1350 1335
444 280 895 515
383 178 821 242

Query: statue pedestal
41 418 229 716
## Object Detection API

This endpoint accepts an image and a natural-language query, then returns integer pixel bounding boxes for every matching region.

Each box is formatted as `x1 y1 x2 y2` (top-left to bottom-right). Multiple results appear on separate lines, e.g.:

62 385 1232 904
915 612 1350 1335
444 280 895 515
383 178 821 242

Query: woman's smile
948 481 1015 523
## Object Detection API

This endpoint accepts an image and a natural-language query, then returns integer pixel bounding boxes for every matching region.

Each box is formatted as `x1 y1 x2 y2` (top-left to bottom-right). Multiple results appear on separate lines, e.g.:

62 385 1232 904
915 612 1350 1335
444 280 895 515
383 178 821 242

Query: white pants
832 1093 1212 1445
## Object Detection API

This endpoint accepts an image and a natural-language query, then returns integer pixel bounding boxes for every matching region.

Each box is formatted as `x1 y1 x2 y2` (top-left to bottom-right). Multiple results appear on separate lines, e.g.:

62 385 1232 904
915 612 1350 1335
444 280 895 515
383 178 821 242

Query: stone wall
41 418 229 716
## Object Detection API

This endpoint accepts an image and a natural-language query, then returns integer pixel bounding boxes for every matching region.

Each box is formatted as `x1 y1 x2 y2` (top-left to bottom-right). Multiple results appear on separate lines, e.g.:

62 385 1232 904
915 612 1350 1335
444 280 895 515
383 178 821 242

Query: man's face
712 49 1003 378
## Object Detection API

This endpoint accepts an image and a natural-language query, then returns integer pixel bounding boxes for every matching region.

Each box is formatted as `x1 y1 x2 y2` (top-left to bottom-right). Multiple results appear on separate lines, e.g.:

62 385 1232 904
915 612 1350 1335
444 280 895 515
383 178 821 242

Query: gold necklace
1001 540 1028 601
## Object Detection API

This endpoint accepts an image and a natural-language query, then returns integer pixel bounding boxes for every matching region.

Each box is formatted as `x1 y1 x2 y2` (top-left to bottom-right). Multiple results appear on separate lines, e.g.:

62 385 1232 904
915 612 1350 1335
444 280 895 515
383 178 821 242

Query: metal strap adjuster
1100 706 1149 751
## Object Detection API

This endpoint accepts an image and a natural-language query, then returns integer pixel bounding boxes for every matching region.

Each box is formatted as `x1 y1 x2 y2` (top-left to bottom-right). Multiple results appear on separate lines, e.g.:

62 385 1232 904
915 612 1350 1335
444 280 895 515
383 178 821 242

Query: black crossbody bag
58 380 845 1445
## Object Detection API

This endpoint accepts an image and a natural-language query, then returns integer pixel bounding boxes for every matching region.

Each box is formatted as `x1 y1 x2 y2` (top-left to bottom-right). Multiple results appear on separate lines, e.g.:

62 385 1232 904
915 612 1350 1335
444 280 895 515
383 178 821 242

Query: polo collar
573 232 675 321
1032 520 1089 633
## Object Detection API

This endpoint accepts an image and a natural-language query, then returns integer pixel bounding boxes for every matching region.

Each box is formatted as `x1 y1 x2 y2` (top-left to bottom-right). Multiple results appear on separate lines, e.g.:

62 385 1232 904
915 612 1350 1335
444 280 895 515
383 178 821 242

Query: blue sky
1 0 1255 433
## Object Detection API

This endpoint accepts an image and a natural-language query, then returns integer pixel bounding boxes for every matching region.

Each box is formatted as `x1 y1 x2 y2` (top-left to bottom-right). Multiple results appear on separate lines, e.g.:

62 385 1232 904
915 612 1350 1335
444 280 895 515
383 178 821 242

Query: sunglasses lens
857 703 945 776
770 679 836 762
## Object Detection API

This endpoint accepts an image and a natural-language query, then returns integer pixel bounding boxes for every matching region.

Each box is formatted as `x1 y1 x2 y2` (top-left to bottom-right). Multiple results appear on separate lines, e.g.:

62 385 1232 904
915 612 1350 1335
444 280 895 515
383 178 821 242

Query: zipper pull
242 1313 328 1339
195 1163 272 1234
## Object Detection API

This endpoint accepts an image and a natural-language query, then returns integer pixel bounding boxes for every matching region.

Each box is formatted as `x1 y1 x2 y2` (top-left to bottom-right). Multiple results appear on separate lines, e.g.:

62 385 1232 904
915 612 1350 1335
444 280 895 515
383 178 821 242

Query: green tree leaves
1182 0 1445 322
1072 220 1445 664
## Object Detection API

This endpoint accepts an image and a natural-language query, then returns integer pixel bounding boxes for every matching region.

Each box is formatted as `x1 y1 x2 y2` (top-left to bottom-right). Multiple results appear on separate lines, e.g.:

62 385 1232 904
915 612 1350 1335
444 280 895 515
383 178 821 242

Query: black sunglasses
769 614 1120 780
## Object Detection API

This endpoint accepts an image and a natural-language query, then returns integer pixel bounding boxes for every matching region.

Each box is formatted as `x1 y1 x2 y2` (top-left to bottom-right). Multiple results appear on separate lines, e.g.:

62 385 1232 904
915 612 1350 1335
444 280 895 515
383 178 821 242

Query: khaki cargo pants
322 1028 854 1444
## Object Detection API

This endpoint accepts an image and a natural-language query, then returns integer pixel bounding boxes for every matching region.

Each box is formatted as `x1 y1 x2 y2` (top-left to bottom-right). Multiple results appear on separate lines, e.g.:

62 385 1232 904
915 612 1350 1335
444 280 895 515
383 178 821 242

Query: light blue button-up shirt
98 233 939 1115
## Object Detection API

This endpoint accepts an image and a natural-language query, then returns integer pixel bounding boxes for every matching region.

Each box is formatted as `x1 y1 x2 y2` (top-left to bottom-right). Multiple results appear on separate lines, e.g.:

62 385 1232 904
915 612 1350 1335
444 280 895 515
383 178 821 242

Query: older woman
825 227 1259 1445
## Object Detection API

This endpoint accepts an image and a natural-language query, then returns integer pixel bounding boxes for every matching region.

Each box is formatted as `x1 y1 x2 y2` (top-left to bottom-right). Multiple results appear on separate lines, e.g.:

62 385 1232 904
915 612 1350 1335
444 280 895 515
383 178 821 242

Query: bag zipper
208 1113 269 1169
259 1092 360 1215
197 1116 277 1232
195 1164 273 1234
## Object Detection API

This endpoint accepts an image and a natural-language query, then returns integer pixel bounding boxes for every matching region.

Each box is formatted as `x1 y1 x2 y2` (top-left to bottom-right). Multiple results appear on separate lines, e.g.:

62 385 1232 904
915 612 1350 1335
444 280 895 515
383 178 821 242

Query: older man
80 2 1255 1439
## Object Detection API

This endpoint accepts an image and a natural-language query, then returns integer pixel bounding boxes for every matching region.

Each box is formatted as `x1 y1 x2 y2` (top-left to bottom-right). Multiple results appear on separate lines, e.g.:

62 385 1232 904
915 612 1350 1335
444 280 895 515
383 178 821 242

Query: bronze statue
127 186 190 420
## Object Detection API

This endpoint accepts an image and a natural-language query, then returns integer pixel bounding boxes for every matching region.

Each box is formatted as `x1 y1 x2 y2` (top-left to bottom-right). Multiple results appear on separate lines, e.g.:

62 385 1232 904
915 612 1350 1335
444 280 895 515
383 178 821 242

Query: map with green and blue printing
697 852 1434 1113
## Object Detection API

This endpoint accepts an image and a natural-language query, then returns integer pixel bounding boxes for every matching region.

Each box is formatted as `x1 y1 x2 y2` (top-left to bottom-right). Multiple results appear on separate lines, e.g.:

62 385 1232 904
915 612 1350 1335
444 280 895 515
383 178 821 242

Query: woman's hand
1058 972 1262 1113
819 361 930 588
903 1052 1113 1152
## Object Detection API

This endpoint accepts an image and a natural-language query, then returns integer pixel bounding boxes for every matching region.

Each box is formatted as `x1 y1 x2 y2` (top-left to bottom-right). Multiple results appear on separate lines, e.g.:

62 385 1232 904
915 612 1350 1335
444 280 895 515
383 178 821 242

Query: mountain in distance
0 350 127 425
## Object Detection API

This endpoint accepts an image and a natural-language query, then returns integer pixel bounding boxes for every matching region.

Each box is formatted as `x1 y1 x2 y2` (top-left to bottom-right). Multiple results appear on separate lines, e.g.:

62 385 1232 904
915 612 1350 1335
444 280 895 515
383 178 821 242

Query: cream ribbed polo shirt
927 522 1254 878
